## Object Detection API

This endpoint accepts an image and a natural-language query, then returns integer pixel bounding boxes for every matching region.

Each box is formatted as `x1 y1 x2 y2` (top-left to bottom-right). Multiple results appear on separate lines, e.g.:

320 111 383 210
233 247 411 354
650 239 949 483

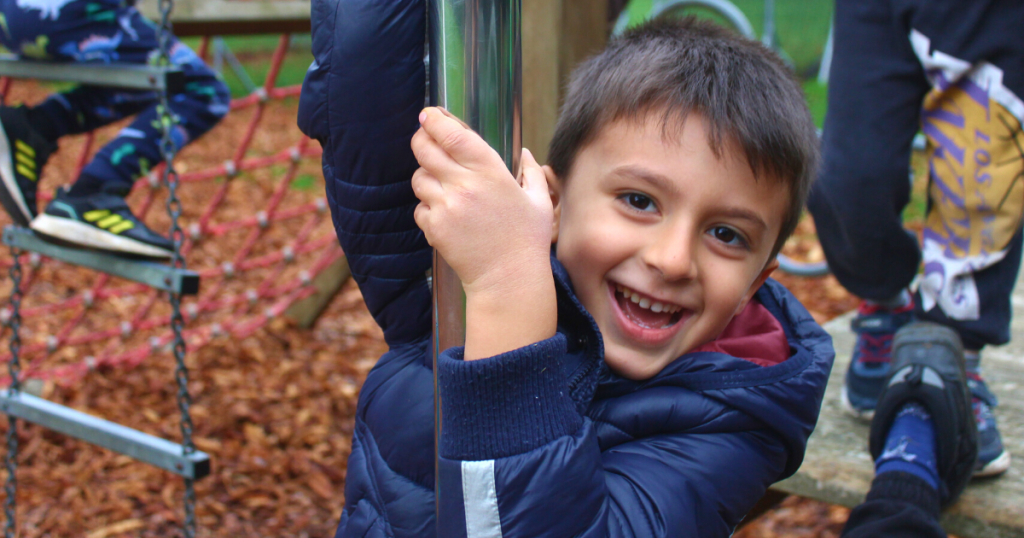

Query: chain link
156 0 196 536
4 247 23 538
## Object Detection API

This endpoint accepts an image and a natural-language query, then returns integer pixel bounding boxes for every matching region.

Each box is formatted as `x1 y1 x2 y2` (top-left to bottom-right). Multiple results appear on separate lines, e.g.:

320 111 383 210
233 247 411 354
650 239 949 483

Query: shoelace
856 333 893 364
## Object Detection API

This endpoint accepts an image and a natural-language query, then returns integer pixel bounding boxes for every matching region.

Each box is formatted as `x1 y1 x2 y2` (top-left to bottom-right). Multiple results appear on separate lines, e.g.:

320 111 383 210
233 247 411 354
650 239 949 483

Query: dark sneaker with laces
869 322 978 508
843 300 916 420
30 187 174 259
967 370 1011 477
0 106 57 226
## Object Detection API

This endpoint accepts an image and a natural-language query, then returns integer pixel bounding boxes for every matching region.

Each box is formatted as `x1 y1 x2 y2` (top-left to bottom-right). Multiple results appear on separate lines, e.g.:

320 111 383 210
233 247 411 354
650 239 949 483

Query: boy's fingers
520 148 549 201
411 126 459 176
419 107 498 169
413 201 432 241
411 168 443 202
435 107 471 130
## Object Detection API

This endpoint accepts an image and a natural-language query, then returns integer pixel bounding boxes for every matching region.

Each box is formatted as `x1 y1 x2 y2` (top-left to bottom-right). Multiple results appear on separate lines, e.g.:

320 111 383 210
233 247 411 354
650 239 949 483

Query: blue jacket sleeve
435 341 787 538
299 0 431 347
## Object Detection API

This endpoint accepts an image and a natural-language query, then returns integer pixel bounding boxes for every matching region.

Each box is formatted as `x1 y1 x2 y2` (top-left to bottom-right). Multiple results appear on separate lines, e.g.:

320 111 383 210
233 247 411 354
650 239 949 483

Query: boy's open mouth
613 284 685 330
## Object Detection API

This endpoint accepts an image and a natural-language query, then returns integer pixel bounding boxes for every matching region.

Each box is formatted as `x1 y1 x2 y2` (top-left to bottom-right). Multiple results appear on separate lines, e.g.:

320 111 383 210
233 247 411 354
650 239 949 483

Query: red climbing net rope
0 34 339 386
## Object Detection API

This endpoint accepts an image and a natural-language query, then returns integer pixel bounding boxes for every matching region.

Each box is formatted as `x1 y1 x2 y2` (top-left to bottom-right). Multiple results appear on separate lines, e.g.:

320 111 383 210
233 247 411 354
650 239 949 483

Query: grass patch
291 174 318 191
623 0 833 76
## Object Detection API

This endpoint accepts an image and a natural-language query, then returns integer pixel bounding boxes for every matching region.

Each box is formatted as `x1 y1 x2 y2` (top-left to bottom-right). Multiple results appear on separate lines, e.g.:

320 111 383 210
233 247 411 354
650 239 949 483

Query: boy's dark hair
547 16 819 258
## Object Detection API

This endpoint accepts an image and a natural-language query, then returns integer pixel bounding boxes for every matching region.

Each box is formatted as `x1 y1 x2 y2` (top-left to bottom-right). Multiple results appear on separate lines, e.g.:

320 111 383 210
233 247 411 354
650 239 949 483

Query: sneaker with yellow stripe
0 106 56 226
31 187 174 259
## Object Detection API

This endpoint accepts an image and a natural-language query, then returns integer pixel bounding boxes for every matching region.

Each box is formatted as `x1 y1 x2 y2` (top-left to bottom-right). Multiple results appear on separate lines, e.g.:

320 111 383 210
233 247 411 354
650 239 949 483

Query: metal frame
0 55 184 93
3 227 200 295
612 0 756 38
0 390 210 480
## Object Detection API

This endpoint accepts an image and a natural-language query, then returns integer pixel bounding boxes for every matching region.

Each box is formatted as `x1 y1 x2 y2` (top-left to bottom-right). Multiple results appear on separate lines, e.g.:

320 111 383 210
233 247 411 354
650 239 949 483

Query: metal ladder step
3 226 199 295
0 390 209 479
0 54 185 93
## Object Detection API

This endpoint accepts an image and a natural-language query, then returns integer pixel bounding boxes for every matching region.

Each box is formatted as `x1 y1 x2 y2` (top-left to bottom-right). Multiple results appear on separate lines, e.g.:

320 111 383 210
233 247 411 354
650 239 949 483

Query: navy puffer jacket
298 1 835 536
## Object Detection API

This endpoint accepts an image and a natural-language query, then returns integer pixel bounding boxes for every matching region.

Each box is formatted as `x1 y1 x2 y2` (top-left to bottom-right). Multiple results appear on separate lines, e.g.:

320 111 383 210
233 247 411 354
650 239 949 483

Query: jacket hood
551 254 836 478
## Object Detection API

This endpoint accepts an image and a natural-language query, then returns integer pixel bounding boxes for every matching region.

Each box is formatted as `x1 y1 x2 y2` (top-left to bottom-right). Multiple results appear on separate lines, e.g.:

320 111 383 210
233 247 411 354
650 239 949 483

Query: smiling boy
300 4 833 537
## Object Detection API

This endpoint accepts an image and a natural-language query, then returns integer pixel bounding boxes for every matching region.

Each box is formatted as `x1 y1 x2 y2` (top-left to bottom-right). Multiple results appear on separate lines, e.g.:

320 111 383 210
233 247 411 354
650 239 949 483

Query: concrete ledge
774 288 1024 537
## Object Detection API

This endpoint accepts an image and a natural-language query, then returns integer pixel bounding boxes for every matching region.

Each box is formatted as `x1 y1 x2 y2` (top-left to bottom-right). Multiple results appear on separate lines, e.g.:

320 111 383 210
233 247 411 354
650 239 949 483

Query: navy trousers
808 0 1024 349
0 0 229 193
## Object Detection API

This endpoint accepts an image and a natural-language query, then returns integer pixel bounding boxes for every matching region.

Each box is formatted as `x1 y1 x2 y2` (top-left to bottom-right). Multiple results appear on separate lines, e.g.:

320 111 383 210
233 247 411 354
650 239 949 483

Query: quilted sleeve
306 0 431 347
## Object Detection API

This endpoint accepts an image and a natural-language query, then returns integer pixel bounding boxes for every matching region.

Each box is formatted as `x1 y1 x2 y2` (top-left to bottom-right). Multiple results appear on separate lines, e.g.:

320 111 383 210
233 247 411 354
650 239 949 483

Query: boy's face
548 114 787 380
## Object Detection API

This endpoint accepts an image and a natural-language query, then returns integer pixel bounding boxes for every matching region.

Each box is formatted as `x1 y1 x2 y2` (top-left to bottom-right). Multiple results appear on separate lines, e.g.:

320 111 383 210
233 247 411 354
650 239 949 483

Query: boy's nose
641 228 697 282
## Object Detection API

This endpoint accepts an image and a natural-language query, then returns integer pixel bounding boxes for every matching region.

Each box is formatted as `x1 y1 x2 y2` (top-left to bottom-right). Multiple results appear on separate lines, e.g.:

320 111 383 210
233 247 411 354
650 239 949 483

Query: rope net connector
188 223 202 241
256 211 268 229
147 172 161 189
282 246 295 263
28 253 41 268
223 160 238 177
289 147 301 163
85 356 97 371
246 289 259 305
253 87 269 102
45 336 58 353
82 290 95 308
315 198 327 213
221 262 235 278
120 321 133 338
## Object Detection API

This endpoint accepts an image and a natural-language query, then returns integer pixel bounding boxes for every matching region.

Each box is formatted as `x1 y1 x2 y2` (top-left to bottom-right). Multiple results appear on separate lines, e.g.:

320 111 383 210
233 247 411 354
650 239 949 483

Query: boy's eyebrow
613 165 682 196
613 165 769 232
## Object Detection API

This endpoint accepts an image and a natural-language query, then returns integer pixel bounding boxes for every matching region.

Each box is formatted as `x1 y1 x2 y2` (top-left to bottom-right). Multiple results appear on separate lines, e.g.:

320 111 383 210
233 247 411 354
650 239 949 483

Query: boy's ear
734 257 779 315
544 165 562 244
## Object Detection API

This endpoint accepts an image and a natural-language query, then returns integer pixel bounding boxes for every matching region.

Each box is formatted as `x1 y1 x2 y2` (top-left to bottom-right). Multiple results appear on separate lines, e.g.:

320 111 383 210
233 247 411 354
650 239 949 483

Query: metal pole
427 0 522 521
761 0 775 49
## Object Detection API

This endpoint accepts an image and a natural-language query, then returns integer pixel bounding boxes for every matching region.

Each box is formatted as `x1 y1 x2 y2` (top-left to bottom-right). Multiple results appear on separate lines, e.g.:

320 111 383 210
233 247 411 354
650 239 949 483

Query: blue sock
875 402 940 490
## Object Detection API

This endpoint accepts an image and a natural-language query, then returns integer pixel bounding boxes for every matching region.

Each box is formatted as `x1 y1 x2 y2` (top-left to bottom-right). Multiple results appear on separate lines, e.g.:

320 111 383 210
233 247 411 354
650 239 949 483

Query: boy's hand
412 107 553 296
412 107 556 360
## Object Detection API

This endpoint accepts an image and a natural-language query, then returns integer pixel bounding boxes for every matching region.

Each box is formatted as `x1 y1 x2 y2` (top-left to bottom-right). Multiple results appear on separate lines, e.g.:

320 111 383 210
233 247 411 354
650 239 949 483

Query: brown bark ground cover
0 79 875 537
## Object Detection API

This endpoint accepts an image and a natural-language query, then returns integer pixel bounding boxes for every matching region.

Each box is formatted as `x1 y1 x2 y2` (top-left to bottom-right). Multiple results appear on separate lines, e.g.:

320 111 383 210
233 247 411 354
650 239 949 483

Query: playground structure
0 3 353 535
0 1 1016 537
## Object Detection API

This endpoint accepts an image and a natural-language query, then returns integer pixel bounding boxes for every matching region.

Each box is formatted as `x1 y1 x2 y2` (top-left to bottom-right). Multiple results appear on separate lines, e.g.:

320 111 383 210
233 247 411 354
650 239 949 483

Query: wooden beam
522 0 563 165
284 256 351 329
522 0 608 165
559 0 608 98
136 0 310 36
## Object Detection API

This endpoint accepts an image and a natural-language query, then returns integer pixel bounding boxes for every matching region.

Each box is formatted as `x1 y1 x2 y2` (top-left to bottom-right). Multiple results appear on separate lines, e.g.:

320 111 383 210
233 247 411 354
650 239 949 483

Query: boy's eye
709 226 747 248
621 193 656 213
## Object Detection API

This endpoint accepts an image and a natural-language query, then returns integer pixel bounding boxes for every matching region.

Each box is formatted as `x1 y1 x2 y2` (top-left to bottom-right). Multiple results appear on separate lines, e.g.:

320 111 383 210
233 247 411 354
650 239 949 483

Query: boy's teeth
617 285 680 314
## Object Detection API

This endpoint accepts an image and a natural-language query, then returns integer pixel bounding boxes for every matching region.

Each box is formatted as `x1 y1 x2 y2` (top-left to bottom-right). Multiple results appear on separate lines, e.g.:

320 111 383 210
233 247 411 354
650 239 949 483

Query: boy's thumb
520 148 547 197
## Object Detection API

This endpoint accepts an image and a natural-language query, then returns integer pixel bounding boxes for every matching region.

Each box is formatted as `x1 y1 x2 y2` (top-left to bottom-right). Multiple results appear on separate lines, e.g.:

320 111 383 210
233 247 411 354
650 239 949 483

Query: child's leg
2 1 229 257
807 0 929 303
63 7 230 195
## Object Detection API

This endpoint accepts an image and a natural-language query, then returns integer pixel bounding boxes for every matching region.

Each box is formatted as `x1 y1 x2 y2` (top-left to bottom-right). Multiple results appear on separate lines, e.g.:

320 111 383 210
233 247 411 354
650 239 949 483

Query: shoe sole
840 385 875 422
0 120 33 226
974 450 1011 477
30 213 173 259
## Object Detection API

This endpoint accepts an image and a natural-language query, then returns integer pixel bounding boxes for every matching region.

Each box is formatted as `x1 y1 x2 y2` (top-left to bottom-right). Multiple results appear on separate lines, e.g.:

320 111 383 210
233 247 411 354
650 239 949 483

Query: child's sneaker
30 187 174 259
869 322 977 507
842 300 916 419
0 106 57 226
968 370 1011 477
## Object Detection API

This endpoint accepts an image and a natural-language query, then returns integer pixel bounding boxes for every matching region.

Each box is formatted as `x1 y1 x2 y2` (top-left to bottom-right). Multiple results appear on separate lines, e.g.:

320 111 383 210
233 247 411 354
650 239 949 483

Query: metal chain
156 0 196 536
4 248 23 538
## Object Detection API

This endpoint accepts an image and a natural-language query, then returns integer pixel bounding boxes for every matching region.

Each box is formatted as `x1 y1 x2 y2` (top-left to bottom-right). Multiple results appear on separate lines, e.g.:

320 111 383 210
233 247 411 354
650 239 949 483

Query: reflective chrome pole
427 0 522 520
